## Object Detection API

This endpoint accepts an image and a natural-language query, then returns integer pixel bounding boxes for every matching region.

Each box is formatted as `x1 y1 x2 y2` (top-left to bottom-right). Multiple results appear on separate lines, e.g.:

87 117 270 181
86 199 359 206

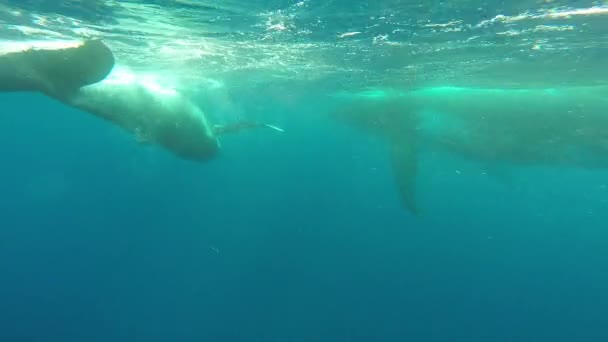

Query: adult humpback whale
0 40 281 161
331 87 608 214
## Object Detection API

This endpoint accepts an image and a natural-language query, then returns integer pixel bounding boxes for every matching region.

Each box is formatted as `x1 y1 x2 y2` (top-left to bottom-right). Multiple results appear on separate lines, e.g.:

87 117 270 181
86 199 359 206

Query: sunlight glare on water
0 0 606 92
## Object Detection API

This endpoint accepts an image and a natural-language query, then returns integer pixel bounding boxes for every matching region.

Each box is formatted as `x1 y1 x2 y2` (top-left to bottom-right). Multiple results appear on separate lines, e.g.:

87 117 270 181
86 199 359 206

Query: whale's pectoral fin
213 121 284 136
0 39 115 99
331 96 421 214
387 113 420 216
389 135 419 215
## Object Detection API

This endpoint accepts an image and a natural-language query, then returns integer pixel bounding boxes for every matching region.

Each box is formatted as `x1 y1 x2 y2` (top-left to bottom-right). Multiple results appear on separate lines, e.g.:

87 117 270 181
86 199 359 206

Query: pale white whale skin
0 40 262 162
67 78 220 161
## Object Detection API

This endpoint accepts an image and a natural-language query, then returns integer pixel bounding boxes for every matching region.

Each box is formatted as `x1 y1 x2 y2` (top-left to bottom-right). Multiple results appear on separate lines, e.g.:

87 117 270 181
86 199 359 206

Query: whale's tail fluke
0 39 115 99
213 121 284 136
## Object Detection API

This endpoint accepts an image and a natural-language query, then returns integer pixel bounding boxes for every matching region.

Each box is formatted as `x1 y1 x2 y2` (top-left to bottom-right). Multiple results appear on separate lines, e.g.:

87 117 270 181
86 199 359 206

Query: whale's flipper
213 121 284 135
389 131 419 215
332 95 420 214
0 39 115 98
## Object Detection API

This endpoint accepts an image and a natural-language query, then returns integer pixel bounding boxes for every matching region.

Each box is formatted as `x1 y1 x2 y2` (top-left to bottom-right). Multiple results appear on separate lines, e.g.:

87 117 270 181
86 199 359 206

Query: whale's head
155 105 221 162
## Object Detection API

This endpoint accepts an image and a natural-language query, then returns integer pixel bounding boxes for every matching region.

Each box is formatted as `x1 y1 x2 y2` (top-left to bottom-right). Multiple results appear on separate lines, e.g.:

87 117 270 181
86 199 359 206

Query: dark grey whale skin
0 40 115 99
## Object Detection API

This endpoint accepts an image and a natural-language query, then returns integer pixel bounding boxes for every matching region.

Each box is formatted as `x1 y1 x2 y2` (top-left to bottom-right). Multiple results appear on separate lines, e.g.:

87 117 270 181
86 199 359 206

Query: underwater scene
1 0 608 341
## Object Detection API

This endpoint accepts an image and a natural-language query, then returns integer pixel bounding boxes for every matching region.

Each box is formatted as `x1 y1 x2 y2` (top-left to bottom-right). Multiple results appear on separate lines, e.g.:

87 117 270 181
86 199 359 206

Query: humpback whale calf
331 87 608 214
0 40 282 161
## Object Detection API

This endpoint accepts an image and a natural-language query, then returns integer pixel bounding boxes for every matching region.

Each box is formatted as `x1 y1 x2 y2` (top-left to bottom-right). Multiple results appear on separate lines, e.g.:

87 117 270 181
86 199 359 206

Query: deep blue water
2 90 608 341
2 0 608 340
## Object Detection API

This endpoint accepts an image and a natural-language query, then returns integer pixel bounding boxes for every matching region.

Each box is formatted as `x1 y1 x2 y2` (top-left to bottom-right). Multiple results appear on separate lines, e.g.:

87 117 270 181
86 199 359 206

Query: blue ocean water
2 1 608 341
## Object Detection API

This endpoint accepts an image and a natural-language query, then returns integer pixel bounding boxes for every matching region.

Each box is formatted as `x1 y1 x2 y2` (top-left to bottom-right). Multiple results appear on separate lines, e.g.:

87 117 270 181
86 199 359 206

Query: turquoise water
1 1 608 341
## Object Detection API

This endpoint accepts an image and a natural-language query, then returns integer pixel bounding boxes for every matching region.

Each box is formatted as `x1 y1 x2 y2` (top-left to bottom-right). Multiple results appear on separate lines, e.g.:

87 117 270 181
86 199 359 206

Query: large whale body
69 72 221 161
0 40 279 161
331 86 608 213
